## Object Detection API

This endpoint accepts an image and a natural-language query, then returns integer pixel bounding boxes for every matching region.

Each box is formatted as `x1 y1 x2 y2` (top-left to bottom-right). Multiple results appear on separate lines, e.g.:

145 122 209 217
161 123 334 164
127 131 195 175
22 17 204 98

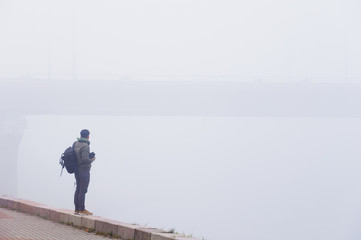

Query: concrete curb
135 227 164 240
0 195 199 240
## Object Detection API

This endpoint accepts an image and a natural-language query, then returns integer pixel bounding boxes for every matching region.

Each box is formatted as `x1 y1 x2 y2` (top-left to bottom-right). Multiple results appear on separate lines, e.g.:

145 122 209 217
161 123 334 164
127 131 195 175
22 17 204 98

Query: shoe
74 210 80 215
79 209 93 216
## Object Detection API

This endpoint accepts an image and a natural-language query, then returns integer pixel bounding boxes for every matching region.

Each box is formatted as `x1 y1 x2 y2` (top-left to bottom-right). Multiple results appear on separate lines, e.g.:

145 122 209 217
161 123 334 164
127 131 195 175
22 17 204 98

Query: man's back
74 139 92 171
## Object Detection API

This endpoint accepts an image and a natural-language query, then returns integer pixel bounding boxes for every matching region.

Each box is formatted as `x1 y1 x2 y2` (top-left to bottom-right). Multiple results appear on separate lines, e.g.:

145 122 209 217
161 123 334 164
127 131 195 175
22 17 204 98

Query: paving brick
135 228 165 240
0 209 12 219
0 207 113 240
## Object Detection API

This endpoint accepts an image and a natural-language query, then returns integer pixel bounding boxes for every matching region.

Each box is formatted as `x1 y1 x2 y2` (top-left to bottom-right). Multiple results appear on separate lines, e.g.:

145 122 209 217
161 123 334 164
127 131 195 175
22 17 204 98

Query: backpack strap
59 155 65 177
73 141 78 172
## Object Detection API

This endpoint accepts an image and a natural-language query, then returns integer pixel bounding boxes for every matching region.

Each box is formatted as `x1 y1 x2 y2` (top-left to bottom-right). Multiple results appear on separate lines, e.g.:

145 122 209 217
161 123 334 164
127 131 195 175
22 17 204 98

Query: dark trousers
74 169 90 211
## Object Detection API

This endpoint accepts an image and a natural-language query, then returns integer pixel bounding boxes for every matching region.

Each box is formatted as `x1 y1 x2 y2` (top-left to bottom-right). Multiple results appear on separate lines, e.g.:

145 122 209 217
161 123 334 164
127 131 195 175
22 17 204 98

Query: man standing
74 129 95 215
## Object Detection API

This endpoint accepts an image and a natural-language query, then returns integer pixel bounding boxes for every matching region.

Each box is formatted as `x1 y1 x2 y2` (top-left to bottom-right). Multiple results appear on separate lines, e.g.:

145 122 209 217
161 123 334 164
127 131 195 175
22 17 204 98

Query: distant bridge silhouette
1 79 361 116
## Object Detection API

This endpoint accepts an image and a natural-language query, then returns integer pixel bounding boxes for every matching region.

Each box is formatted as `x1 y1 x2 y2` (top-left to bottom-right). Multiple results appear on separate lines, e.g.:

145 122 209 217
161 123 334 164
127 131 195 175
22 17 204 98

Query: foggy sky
1 0 360 81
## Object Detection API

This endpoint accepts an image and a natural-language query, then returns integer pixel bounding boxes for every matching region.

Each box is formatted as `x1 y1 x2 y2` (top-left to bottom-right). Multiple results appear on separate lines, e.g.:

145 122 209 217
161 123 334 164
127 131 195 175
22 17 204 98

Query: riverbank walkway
0 196 196 240
0 207 110 240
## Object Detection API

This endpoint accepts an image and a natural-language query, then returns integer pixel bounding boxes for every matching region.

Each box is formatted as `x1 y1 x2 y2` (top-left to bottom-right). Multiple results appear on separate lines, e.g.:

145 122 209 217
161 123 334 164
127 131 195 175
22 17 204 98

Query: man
74 129 95 215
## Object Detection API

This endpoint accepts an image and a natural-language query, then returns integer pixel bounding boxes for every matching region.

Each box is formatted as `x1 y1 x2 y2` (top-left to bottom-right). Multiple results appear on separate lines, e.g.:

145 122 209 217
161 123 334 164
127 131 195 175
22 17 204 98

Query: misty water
17 115 361 240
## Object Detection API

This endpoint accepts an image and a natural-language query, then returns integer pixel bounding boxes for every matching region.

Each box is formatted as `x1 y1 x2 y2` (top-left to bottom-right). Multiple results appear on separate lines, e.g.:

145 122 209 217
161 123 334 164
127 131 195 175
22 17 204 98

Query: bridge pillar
0 115 26 196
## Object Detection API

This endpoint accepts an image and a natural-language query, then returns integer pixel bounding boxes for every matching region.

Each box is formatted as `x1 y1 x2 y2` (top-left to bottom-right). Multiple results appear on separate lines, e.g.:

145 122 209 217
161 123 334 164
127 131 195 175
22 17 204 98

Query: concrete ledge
118 223 142 240
151 233 178 240
17 200 42 215
0 195 200 240
58 209 74 224
68 213 83 227
135 228 165 240
1 196 19 210
81 215 96 229
151 233 196 240
36 205 51 219
95 217 130 237
7 199 18 210
49 208 73 223
0 197 8 208
150 233 177 240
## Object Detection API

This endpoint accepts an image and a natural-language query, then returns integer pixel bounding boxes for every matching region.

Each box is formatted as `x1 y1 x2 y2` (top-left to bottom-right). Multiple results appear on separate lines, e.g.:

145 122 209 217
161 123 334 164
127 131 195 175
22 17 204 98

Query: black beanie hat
80 129 90 138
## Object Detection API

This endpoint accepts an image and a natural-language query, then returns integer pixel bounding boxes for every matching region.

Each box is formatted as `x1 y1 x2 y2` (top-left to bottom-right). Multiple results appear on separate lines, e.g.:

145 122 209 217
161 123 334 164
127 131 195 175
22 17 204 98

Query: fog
1 0 361 80
1 1 361 240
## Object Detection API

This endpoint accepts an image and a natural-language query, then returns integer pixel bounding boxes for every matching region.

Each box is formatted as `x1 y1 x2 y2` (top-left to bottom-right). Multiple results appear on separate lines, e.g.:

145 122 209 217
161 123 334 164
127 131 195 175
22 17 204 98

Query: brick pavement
0 207 109 240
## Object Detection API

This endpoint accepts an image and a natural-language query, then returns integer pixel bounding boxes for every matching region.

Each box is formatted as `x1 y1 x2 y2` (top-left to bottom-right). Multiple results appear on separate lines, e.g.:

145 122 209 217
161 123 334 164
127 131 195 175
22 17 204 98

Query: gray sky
1 0 360 80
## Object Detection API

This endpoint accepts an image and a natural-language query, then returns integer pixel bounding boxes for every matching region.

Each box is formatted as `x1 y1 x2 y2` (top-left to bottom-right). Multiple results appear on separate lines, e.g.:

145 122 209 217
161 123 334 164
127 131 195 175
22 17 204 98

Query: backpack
59 142 77 176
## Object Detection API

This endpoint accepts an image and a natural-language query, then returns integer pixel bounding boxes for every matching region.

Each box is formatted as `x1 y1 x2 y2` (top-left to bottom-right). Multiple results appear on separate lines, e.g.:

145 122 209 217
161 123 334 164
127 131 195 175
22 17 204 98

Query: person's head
80 129 90 139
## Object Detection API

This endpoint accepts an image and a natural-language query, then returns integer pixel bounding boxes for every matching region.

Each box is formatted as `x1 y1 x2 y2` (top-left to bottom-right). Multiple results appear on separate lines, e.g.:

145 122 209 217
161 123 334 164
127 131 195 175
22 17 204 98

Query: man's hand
89 152 96 162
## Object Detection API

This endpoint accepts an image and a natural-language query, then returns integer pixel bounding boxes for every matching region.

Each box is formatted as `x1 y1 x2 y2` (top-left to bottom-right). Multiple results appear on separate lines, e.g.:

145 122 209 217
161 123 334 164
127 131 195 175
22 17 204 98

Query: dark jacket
74 138 93 171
